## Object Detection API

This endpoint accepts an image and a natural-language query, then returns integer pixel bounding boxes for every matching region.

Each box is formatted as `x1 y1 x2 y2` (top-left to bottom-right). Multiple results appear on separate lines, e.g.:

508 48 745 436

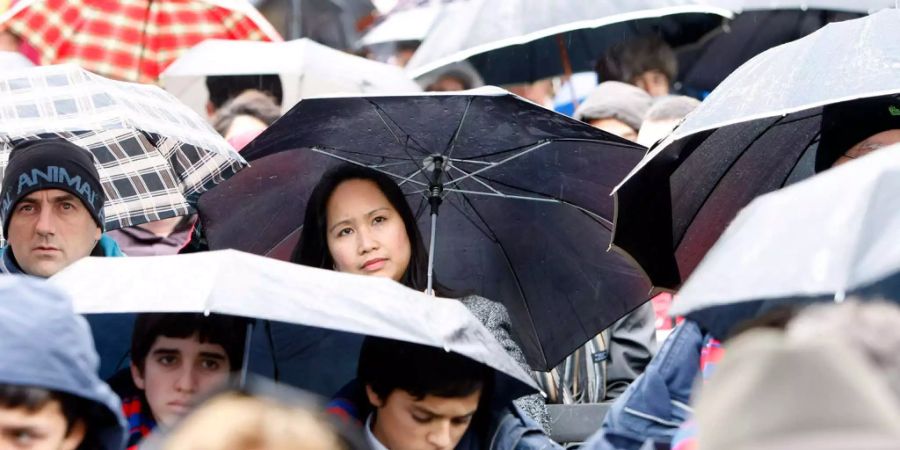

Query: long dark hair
292 164 451 295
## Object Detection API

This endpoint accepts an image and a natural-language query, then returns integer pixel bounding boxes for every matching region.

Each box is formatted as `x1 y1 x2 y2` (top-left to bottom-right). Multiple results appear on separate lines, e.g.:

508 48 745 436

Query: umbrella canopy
49 249 539 402
404 0 732 85
612 9 900 290
199 88 651 371
671 144 900 339
0 0 281 83
160 38 421 116
359 0 463 46
0 64 246 231
0 51 34 70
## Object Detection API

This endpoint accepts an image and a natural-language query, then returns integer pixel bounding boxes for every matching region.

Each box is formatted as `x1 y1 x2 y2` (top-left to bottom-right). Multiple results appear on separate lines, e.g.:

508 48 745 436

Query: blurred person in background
205 74 283 119
506 79 555 109
595 36 677 97
212 89 282 151
637 95 700 148
574 81 652 142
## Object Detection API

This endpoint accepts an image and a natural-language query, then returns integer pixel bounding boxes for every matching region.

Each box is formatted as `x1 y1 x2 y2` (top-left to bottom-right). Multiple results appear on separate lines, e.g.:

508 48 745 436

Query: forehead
21 188 76 202
327 179 393 214
390 389 482 414
150 335 227 355
0 399 66 426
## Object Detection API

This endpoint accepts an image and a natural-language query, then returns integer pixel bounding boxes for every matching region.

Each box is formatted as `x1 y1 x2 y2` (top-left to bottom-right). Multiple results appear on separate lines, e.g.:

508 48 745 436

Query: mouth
360 257 388 272
32 246 60 253
167 401 190 413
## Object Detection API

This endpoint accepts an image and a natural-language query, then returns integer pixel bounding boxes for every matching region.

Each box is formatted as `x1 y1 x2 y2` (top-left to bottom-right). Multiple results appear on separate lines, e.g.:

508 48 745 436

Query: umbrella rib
397 166 427 187
464 137 638 161
367 100 432 157
444 97 473 160
309 147 429 187
448 141 554 187
446 163 506 197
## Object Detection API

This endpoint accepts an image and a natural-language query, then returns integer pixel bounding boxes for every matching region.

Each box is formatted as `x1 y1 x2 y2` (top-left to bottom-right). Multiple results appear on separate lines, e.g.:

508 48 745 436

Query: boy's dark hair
212 90 282 136
357 337 492 402
595 35 677 85
206 74 283 110
0 383 86 435
130 313 249 374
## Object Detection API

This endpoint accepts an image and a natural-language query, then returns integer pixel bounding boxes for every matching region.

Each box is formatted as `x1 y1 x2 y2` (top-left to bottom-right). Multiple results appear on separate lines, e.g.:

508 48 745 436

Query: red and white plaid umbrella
0 0 282 83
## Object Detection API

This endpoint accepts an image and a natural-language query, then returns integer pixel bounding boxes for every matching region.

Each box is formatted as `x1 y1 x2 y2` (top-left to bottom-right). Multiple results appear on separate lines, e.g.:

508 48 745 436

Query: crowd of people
1 4 900 450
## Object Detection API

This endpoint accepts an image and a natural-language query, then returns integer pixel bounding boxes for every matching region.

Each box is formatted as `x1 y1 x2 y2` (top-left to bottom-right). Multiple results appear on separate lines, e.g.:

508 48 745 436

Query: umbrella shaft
426 212 437 295
240 322 254 387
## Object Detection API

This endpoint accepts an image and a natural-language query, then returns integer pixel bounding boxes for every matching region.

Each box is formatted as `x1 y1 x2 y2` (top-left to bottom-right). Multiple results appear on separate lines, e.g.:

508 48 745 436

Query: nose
34 205 56 236
356 226 379 255
174 366 198 393
426 421 453 449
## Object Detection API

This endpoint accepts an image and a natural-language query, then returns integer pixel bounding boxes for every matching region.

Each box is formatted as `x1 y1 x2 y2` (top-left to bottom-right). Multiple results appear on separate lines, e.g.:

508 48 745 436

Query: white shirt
365 413 391 450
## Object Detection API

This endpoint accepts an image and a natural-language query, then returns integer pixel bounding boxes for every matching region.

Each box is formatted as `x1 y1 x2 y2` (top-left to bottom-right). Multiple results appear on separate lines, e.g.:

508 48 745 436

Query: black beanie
1 139 105 236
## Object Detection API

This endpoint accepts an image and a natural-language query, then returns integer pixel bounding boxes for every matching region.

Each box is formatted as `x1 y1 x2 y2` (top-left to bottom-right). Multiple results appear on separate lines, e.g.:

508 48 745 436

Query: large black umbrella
612 10 900 290
199 88 651 371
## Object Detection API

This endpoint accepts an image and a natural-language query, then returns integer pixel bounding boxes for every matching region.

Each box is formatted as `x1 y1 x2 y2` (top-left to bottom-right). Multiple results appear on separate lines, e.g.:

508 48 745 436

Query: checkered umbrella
0 0 282 83
0 64 247 232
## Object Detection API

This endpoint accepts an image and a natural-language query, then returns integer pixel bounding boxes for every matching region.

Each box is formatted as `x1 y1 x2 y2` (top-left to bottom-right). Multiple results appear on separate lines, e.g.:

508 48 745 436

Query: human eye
60 201 77 211
9 428 40 447
157 354 178 366
200 358 222 371
411 412 432 424
336 227 353 237
452 416 473 426
17 204 34 213
372 215 387 225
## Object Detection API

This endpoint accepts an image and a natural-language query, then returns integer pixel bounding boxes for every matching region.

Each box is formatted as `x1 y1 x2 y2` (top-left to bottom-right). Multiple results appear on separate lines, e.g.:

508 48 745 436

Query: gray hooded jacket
0 276 127 450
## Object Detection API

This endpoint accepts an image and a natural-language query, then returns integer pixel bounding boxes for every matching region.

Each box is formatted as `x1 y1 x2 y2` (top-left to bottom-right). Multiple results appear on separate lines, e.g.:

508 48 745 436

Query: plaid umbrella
0 0 282 83
0 64 247 232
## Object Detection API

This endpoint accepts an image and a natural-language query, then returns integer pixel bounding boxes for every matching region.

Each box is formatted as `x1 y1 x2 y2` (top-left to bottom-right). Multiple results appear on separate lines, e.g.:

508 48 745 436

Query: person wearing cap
573 81 653 142
0 275 127 450
0 138 123 277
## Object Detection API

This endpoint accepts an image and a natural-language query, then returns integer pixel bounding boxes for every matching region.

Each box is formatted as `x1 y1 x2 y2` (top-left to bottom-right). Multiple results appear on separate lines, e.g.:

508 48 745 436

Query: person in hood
0 138 123 276
0 276 126 450
574 82 653 142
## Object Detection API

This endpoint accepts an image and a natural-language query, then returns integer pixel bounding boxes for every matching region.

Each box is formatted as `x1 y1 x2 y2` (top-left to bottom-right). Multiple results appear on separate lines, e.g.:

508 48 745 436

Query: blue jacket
0 276 127 450
581 321 708 450
0 234 124 275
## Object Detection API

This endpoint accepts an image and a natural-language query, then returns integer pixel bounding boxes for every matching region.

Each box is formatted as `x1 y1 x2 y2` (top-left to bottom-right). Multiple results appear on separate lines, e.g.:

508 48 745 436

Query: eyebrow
20 193 79 204
150 348 227 360
327 207 390 233
412 405 476 419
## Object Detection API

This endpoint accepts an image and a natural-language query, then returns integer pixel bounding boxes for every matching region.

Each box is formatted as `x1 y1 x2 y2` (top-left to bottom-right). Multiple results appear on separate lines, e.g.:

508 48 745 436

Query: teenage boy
357 337 492 450
0 276 126 450
109 313 248 449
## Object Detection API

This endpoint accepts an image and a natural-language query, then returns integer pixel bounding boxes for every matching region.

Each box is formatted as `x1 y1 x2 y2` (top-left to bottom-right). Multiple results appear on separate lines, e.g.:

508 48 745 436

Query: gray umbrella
50 249 539 401
670 144 900 339
404 0 732 85
613 9 900 289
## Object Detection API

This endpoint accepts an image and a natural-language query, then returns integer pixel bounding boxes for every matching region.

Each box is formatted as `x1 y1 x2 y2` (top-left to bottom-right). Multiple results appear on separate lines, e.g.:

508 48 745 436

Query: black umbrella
612 10 900 290
199 89 651 371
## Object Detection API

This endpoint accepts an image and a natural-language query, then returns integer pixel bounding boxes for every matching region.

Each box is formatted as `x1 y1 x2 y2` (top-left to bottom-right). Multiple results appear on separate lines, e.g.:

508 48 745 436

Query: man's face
588 117 638 142
366 387 481 450
832 129 900 168
0 400 85 450
131 334 232 427
7 189 101 278
631 70 670 97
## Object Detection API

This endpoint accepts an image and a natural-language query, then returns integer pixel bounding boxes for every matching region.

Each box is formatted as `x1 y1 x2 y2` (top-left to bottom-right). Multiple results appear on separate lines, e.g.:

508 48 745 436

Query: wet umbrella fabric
0 64 247 232
671 144 900 339
160 38 421 117
0 0 281 83
49 249 538 402
612 9 900 290
404 0 731 85
199 88 651 371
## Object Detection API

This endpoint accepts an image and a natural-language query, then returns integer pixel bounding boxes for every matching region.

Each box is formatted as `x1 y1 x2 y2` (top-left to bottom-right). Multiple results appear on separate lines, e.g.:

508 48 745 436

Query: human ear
365 384 384 408
131 363 146 390
60 419 86 450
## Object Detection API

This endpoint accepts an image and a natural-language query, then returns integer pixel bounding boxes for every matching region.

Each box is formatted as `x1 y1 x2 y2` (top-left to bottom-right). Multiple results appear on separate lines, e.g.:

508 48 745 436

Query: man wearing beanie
0 138 123 277
574 81 653 143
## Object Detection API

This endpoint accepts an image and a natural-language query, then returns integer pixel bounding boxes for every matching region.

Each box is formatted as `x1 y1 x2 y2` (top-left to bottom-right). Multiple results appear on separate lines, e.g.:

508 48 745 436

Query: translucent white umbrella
160 38 422 115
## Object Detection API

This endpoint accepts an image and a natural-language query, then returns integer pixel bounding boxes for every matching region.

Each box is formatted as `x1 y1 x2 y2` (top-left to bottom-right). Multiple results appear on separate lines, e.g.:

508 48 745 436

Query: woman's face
325 179 412 282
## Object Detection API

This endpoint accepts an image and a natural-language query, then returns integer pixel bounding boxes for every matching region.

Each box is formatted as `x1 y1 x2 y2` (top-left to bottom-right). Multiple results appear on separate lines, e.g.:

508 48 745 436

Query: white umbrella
160 38 422 115
49 249 538 398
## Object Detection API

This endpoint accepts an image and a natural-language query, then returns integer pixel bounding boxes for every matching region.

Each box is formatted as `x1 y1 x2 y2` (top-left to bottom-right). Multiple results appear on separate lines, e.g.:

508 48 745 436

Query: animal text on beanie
1 139 105 236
